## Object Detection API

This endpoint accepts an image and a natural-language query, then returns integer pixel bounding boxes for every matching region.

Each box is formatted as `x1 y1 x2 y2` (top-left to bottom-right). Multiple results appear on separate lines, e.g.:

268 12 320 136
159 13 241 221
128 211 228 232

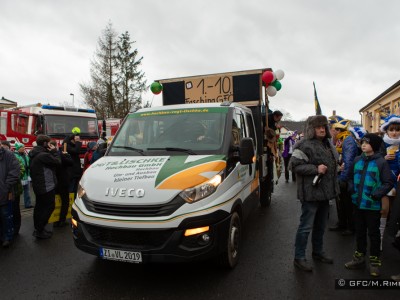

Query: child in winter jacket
345 133 393 277
83 141 97 172
379 115 400 249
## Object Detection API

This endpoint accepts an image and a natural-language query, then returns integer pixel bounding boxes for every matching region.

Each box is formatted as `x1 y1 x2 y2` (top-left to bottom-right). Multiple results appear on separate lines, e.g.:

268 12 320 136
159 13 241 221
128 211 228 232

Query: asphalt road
1 177 400 300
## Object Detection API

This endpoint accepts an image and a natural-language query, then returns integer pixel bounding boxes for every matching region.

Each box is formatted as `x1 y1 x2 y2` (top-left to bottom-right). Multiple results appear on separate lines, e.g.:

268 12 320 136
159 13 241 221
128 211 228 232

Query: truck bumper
71 208 231 263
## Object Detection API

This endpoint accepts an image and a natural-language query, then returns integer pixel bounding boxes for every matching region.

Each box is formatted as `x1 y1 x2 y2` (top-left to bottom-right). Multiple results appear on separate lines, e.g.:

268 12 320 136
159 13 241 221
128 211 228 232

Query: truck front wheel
220 211 241 268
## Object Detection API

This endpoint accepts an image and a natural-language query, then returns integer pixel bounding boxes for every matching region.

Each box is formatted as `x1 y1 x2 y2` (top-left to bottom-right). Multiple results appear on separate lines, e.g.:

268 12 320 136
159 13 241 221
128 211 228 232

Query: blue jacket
349 153 393 210
339 135 359 182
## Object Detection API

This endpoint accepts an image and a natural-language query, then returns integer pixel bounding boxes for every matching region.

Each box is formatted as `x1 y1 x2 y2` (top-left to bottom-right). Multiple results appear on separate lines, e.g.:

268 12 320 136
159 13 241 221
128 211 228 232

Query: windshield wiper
112 146 146 155
147 147 197 155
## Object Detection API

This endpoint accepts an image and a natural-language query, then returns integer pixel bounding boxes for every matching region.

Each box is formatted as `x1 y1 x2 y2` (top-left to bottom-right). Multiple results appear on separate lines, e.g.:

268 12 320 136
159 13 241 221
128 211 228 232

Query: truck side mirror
239 138 255 165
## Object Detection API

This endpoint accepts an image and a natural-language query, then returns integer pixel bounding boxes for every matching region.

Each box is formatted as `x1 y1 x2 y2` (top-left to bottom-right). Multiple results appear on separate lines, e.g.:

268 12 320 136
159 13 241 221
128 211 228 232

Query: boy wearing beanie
345 133 393 277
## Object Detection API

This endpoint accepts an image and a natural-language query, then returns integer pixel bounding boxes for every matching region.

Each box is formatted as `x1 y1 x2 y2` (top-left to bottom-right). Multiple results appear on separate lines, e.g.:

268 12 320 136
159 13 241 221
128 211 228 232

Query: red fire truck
98 118 122 141
0 103 99 156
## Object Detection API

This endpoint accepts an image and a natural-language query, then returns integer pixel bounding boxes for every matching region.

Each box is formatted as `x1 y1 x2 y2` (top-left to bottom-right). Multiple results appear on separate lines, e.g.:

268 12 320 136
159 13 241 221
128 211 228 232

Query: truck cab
72 103 259 267
72 69 275 268
0 104 99 156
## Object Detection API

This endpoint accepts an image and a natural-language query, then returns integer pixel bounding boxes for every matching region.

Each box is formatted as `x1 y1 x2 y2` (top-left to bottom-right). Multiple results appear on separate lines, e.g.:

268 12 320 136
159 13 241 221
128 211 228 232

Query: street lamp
70 93 74 106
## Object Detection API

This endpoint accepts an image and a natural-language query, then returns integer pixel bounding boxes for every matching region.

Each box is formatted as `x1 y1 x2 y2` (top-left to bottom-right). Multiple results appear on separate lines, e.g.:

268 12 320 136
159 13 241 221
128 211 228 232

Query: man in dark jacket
29 135 61 239
0 142 20 247
49 140 73 227
268 110 283 131
329 120 358 235
289 115 340 271
64 134 82 198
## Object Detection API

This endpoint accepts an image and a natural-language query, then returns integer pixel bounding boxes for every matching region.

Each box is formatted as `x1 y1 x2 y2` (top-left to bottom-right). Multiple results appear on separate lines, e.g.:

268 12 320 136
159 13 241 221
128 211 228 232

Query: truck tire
259 179 272 207
220 211 241 268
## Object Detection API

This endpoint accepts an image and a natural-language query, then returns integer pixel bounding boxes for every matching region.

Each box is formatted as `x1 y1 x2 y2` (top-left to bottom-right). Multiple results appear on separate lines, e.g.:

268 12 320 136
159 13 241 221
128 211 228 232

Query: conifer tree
115 31 146 117
80 22 146 119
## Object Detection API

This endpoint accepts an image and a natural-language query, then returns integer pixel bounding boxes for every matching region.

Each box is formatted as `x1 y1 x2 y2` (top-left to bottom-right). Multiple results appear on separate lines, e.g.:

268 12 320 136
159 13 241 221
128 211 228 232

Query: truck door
232 108 257 217
233 108 256 183
0 111 8 140
9 112 35 146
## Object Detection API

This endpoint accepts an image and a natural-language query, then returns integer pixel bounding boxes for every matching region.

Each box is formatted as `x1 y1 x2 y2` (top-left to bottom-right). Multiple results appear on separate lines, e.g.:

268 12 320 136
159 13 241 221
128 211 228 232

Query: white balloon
266 86 277 97
275 69 285 80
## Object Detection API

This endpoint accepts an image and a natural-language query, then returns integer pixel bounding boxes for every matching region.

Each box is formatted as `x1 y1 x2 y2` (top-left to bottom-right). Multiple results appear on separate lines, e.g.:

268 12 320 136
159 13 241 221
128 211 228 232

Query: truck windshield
108 107 228 156
44 115 99 137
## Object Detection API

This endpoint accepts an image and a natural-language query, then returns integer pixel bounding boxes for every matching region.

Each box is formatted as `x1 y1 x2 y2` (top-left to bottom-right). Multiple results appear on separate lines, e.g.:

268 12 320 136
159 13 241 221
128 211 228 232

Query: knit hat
362 133 382 152
349 126 367 140
380 114 400 132
97 139 105 145
14 142 25 151
87 141 97 150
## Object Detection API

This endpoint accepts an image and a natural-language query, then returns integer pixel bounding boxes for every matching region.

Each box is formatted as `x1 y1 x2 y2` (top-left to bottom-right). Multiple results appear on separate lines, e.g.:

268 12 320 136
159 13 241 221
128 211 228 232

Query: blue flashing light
41 105 96 113
42 105 63 110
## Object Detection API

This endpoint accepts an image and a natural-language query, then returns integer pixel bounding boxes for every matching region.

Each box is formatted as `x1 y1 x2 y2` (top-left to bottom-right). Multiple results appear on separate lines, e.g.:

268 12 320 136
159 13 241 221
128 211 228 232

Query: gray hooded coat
289 115 340 202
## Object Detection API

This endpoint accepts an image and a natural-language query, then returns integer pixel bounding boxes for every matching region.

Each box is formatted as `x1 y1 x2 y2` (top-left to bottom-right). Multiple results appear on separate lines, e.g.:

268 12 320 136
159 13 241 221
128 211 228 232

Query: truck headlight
77 183 86 199
179 173 222 203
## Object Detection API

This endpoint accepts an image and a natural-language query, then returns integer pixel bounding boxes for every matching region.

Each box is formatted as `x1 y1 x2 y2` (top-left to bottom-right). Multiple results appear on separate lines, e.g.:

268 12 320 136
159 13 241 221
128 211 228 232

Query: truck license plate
100 247 142 263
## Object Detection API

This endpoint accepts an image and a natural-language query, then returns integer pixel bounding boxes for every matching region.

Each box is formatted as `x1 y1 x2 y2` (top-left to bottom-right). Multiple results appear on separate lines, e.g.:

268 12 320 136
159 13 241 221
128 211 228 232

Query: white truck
71 69 276 268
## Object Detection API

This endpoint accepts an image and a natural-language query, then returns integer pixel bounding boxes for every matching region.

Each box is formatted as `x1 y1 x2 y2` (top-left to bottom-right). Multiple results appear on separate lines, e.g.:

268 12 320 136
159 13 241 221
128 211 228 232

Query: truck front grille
83 224 175 249
82 195 185 217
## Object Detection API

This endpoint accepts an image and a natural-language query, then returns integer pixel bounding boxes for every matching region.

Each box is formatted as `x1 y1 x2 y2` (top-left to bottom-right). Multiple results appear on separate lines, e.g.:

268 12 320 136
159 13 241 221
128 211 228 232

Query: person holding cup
380 115 400 250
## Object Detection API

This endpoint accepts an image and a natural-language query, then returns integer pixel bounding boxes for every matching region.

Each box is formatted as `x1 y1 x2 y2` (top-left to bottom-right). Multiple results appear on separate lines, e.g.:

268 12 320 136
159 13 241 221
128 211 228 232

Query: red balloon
262 71 274 84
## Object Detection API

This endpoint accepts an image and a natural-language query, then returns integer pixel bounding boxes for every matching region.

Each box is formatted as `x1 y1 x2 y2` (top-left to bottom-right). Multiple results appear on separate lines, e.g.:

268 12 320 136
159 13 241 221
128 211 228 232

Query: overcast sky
1 0 399 121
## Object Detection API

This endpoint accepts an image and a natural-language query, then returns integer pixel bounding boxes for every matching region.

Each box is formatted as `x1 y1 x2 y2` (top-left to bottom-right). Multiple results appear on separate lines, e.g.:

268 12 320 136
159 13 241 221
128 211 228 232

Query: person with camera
289 115 340 272
64 133 82 199
29 135 61 239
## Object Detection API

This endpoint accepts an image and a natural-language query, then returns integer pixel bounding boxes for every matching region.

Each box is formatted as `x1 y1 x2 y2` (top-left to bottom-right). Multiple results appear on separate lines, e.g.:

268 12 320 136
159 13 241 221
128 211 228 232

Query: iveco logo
105 188 145 198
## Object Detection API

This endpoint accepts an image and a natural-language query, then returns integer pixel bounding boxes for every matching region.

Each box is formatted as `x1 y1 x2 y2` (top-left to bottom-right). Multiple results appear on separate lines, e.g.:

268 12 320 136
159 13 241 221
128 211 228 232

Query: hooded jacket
14 151 30 181
64 136 83 179
289 115 340 202
29 146 61 195
0 147 20 205
348 153 393 210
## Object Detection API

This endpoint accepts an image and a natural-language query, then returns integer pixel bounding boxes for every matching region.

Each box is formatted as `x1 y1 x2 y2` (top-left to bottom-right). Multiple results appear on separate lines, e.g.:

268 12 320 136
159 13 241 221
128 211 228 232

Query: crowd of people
267 111 400 282
2 112 400 281
0 130 108 245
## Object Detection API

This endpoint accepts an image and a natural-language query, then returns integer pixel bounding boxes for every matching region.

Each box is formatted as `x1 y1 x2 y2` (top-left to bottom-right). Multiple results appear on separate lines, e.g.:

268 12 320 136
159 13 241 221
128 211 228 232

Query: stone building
359 81 400 133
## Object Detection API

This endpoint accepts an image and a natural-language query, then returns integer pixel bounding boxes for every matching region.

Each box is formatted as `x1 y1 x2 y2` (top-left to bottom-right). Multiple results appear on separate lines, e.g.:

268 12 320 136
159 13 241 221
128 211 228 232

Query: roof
280 120 306 133
359 80 400 112
0 96 17 108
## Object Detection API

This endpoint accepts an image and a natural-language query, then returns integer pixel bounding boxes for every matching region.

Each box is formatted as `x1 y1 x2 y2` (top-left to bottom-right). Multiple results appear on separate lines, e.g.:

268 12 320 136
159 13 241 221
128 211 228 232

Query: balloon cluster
262 69 285 97
150 82 163 95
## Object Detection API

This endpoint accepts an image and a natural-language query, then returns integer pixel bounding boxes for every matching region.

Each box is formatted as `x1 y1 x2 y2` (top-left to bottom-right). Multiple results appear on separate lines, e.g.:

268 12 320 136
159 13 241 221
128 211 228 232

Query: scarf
383 134 400 146
335 131 351 154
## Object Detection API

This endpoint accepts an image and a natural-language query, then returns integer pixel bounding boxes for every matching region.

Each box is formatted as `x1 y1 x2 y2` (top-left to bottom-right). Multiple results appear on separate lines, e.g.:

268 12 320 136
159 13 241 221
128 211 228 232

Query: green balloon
150 82 163 94
271 80 282 91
